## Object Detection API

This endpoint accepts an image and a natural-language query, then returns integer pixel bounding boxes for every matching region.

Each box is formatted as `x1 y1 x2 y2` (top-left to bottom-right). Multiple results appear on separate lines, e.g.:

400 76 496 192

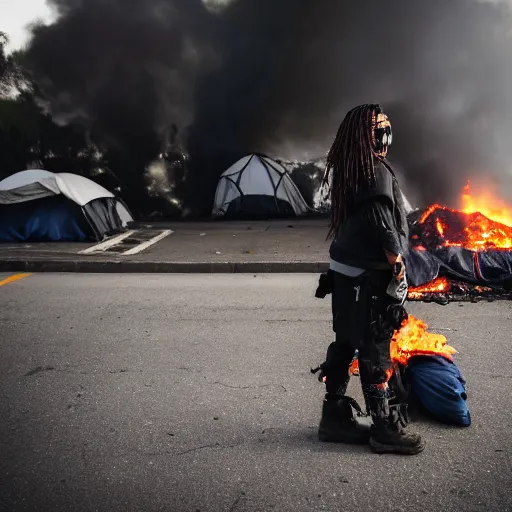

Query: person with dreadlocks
314 104 425 455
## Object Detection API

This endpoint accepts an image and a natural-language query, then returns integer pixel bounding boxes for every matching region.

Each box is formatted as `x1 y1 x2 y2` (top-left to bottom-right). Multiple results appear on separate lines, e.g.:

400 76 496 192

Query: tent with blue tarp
407 355 471 427
0 195 90 242
0 170 133 242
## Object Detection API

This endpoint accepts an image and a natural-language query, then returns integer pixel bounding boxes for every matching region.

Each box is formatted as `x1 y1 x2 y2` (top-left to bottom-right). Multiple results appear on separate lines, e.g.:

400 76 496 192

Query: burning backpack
407 355 471 427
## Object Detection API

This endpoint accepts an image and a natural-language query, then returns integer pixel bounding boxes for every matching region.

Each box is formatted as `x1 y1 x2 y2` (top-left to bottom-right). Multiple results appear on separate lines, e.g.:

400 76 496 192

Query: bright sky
0 0 238 52
1 0 56 52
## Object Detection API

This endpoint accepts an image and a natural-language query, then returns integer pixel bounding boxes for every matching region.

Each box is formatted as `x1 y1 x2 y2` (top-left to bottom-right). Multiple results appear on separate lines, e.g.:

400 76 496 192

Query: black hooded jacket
329 163 409 271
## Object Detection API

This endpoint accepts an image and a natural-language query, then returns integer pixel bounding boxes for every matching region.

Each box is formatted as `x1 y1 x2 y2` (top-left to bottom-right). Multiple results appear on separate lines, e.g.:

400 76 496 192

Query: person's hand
384 251 405 280
393 255 406 281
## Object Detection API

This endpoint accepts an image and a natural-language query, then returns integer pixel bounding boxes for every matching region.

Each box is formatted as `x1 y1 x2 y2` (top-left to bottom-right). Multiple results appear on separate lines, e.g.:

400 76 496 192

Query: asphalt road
0 273 510 512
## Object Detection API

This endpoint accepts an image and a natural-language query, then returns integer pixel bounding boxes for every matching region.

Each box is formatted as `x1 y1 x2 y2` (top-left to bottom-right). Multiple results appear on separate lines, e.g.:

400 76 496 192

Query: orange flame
457 181 512 250
349 316 454 378
390 315 457 366
420 204 439 224
436 219 445 237
460 214 512 250
349 358 359 376
461 181 512 227
407 277 451 299
419 181 512 251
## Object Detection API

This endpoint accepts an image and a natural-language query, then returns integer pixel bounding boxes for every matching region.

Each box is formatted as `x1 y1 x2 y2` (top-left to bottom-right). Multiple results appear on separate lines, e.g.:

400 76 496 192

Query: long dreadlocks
323 104 386 240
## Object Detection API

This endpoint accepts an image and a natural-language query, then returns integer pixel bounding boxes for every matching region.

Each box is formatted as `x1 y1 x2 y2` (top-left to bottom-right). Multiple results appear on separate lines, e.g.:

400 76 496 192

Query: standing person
315 104 425 455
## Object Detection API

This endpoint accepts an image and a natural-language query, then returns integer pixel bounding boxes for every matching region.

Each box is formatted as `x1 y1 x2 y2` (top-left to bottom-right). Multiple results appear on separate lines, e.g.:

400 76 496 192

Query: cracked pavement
0 273 511 512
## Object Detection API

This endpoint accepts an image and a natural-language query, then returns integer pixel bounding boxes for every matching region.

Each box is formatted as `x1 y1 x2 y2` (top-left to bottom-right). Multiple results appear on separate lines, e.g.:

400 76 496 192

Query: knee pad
358 358 391 387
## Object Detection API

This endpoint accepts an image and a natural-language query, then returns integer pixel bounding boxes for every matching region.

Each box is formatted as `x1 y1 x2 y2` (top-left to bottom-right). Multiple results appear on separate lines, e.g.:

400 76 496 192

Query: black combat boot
318 394 370 444
367 396 425 455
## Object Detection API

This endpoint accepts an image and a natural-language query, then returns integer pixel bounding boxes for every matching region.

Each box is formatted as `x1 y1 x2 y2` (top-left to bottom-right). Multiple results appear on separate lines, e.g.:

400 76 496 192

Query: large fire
348 314 456 376
418 181 512 251
460 182 512 227
390 315 457 366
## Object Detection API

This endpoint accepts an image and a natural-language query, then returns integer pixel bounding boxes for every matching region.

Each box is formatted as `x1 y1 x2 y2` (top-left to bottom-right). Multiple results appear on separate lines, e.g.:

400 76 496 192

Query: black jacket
329 164 409 270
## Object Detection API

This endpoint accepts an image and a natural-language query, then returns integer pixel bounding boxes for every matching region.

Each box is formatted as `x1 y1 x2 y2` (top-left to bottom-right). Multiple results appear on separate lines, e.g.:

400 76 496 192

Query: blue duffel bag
407 355 471 427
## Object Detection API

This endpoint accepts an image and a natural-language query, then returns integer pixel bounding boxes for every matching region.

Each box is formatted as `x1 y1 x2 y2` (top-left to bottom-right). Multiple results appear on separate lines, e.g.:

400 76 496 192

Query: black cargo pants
321 270 404 397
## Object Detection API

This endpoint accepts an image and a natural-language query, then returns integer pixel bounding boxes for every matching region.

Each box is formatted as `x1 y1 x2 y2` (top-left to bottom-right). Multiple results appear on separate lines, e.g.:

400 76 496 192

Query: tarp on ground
406 246 512 287
407 355 471 427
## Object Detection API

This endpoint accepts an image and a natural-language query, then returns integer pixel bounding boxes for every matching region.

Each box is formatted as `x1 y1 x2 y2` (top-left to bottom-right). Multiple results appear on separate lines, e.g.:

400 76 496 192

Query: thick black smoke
260 0 512 209
25 0 512 214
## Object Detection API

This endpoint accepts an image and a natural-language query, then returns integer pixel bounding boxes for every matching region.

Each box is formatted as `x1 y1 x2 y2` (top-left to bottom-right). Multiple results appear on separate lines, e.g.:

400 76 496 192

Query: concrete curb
0 259 330 274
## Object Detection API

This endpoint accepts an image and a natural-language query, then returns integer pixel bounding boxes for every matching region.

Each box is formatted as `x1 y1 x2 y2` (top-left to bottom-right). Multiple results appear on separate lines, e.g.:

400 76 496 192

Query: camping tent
212 154 310 218
0 170 133 242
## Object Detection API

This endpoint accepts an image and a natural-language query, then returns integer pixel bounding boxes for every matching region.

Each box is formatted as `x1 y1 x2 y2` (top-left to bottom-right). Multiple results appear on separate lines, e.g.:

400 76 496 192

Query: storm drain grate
79 229 173 255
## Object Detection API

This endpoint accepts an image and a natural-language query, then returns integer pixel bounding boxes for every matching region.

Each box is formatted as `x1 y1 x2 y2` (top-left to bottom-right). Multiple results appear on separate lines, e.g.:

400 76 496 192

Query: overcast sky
1 0 55 51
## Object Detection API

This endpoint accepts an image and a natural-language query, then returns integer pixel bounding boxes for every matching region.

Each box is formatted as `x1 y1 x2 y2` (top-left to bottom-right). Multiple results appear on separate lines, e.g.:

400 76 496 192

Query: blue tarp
407 355 471 427
0 196 91 242
406 245 512 288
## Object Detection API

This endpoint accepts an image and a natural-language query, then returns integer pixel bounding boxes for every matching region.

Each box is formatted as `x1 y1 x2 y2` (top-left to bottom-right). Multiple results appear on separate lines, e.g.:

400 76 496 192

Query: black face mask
373 125 393 153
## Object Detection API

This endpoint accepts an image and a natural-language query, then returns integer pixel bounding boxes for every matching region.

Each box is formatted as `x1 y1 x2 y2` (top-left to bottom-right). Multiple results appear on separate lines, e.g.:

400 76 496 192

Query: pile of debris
406 191 512 303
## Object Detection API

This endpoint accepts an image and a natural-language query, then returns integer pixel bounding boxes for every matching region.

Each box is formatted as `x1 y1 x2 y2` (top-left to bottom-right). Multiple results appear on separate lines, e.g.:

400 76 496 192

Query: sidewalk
0 218 331 273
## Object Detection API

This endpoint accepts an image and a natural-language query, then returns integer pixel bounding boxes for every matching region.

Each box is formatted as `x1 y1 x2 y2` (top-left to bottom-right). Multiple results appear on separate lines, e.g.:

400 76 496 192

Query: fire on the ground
407 181 512 299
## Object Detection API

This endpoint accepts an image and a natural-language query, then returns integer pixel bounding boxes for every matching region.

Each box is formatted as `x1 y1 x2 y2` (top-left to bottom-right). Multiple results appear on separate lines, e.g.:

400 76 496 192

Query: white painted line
78 230 137 254
122 230 174 256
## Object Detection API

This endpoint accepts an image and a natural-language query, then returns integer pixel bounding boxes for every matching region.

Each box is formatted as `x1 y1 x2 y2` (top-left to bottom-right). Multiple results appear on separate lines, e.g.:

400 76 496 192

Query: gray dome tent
212 154 310 219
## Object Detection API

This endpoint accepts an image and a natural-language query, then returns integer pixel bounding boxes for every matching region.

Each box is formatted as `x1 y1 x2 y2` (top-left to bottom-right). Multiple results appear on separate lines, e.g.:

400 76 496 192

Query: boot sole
369 438 426 455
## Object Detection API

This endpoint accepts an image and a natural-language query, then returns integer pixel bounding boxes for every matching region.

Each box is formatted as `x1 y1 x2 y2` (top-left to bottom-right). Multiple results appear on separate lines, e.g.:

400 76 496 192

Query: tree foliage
0 32 13 95
0 38 102 187
0 31 182 218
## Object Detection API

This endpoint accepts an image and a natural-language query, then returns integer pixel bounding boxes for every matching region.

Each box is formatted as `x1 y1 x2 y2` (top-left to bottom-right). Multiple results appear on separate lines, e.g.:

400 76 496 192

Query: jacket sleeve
364 199 402 256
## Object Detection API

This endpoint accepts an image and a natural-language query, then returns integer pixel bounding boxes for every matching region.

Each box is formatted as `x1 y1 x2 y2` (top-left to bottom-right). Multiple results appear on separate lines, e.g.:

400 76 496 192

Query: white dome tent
0 170 133 242
212 154 310 219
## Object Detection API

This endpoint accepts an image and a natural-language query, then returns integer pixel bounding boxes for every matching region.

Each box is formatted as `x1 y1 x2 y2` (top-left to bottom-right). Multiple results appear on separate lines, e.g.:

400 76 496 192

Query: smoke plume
24 0 512 214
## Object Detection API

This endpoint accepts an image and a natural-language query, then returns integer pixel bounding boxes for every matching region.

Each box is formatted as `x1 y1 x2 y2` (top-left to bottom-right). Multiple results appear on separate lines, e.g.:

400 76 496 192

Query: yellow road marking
0 273 32 287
